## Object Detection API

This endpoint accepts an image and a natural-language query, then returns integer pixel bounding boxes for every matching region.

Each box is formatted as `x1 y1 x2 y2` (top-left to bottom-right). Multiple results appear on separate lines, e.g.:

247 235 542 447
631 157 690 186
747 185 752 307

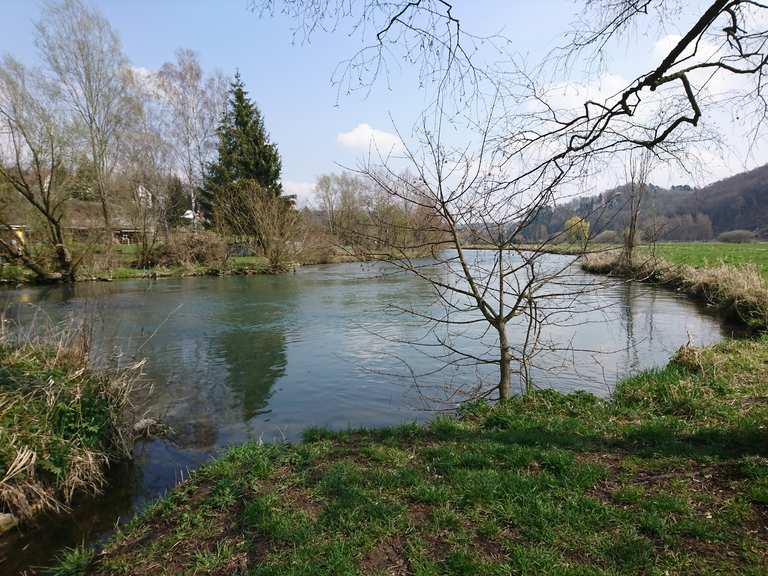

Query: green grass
506 241 768 281
92 256 269 281
649 242 768 280
73 337 768 576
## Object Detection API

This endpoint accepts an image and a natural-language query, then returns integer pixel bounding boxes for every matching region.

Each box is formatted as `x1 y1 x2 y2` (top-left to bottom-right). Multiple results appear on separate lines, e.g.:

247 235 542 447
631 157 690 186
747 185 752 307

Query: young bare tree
35 0 132 257
157 50 227 229
219 181 305 272
0 56 76 282
620 151 655 269
339 102 616 401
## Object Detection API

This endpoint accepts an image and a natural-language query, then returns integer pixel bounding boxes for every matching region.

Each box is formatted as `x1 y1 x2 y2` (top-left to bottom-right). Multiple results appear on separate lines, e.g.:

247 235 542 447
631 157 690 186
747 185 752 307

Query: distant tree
202 73 282 227
65 158 98 201
564 216 590 247
620 151 654 267
0 56 76 282
718 229 756 243
165 176 189 228
218 181 303 272
158 49 227 229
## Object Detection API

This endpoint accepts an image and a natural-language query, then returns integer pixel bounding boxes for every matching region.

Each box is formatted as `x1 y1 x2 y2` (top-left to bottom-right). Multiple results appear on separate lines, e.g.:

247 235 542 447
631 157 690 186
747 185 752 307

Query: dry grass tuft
0 319 144 522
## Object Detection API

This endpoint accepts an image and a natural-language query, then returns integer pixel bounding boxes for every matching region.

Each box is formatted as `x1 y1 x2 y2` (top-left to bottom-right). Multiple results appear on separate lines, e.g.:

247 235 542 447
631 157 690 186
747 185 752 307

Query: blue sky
2 1 759 203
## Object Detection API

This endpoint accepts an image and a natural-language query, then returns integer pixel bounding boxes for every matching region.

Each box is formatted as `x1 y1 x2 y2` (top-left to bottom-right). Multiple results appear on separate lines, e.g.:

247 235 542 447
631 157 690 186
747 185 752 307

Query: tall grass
0 319 144 522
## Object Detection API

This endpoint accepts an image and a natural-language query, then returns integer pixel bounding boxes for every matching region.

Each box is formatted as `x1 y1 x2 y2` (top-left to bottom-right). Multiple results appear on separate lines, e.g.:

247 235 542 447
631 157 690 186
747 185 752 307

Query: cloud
283 180 316 208
653 34 683 62
337 123 403 153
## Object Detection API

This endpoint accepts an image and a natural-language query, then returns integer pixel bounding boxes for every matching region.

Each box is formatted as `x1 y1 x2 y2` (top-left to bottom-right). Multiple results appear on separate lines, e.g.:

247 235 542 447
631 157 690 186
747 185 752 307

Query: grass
0 327 141 523
66 337 768 576
650 243 768 280
103 256 269 281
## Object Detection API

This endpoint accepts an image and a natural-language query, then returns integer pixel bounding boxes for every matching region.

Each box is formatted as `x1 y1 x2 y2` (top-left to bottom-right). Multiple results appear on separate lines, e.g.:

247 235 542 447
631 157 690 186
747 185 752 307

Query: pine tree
201 73 282 225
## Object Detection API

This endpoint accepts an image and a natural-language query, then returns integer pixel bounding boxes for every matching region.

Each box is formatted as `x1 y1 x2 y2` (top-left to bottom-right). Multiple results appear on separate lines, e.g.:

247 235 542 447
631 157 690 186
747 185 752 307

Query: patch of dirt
423 533 451 563
408 503 431 525
361 535 408 575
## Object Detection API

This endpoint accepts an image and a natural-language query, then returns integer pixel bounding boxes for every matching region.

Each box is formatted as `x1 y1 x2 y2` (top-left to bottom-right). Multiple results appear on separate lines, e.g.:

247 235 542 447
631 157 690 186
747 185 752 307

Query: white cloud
653 34 683 62
337 123 403 153
283 180 316 208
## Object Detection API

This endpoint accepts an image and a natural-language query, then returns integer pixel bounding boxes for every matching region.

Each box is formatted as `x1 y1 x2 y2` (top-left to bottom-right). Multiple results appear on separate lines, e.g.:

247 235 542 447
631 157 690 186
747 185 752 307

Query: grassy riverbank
60 337 767 576
504 241 768 280
0 333 139 527
582 250 768 331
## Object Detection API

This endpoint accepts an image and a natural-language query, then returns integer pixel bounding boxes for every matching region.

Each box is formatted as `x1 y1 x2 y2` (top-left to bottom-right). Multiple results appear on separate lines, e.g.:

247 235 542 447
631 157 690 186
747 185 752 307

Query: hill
522 164 768 241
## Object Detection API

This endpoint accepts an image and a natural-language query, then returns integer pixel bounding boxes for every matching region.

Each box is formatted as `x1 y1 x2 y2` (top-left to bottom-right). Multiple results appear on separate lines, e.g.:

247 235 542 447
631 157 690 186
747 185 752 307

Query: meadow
650 243 768 280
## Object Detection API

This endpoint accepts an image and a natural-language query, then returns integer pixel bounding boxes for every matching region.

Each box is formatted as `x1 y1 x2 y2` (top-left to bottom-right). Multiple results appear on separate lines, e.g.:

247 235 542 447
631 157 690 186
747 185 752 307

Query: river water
0 254 740 573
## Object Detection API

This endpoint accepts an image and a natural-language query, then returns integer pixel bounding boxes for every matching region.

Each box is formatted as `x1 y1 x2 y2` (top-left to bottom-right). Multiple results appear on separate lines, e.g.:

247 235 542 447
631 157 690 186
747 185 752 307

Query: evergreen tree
202 73 282 225
165 175 188 228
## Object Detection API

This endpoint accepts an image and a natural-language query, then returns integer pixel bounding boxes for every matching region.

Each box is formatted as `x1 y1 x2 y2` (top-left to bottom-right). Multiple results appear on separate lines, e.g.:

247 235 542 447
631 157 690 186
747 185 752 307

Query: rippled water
0 254 739 573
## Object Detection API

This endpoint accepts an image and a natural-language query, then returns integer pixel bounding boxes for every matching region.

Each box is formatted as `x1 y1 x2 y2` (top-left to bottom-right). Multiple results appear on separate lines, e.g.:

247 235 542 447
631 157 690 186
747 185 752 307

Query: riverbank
0 253 369 285
0 332 140 531
582 252 768 331
56 336 767 575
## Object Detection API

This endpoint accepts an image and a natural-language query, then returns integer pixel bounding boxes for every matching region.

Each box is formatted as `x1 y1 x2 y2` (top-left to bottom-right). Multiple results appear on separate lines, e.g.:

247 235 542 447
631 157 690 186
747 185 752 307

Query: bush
592 230 621 244
141 232 227 268
718 229 756 243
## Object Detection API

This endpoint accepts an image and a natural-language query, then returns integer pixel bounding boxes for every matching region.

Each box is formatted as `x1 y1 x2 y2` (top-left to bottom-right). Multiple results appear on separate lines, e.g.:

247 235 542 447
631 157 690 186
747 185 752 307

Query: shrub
718 229 756 243
141 232 227 268
564 216 590 245
593 230 621 244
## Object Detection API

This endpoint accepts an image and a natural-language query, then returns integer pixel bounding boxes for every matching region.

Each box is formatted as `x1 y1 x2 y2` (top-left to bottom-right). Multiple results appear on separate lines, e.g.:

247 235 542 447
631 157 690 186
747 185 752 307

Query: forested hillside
523 164 768 241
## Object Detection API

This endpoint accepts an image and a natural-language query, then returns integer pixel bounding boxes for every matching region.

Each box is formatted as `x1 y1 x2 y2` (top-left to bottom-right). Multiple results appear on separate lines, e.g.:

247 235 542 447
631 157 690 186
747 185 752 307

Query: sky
1 0 764 206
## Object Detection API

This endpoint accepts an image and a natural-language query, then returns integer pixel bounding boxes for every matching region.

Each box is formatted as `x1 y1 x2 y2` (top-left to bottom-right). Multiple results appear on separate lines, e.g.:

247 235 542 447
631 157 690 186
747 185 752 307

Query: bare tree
620 150 655 268
157 49 227 228
122 69 174 269
219 181 306 272
346 107 611 400
0 56 76 282
314 174 339 236
35 0 133 257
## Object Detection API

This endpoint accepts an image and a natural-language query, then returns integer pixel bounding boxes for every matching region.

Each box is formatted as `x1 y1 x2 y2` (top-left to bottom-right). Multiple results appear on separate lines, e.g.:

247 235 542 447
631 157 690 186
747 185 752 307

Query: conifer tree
202 73 282 225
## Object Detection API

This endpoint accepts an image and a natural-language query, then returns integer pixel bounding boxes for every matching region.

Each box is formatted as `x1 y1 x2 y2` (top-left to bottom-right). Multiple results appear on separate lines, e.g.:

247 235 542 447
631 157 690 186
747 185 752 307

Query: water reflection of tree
619 282 641 373
216 328 287 420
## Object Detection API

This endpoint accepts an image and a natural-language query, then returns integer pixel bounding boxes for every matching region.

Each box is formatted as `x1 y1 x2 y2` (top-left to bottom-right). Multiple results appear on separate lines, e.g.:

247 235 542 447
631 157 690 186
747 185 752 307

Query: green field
650 242 768 280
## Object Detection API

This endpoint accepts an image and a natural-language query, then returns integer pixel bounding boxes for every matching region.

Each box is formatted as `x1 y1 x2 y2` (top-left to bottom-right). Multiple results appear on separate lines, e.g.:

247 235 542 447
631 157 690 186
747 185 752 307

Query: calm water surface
0 254 739 573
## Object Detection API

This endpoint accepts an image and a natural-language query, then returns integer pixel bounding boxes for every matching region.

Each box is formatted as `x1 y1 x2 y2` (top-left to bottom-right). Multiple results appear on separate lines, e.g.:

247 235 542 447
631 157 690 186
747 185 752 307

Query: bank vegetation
0 324 143 528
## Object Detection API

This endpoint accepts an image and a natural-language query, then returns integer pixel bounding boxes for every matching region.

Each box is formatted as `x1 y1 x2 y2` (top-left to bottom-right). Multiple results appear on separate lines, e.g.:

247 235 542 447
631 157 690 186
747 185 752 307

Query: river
0 254 741 573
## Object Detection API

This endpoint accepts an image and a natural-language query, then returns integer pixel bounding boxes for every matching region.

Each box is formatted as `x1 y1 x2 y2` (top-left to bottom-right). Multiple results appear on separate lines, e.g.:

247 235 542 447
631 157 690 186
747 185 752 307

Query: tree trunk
0 238 63 283
498 322 511 401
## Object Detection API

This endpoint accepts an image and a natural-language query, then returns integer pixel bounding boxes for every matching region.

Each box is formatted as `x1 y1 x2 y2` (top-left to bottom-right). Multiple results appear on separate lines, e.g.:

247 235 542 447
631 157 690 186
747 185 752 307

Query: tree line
0 0 287 281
